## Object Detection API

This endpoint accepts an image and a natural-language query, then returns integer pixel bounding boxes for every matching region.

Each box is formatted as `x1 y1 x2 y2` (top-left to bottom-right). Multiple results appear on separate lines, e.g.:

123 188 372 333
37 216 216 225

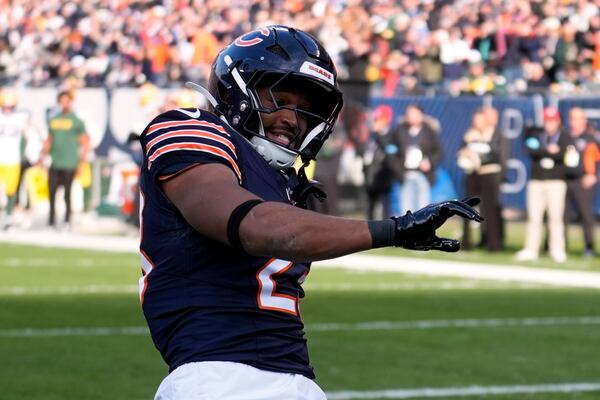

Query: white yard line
0 281 547 296
2 230 600 289
0 230 139 253
306 316 600 332
314 254 600 289
2 316 600 338
0 284 138 295
0 326 148 337
325 382 600 399
305 281 545 291
1 257 114 267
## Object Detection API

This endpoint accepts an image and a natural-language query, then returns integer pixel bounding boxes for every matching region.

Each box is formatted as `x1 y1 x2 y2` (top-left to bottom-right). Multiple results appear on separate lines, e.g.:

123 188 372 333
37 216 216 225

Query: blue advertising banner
370 96 600 214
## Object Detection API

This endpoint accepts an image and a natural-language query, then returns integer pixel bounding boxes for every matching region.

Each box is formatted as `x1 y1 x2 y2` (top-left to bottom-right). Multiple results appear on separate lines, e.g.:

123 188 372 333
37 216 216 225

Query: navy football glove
392 197 483 252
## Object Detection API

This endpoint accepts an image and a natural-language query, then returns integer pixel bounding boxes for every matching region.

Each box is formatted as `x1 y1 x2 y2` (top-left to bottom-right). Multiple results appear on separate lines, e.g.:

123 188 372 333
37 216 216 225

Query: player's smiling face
256 85 309 150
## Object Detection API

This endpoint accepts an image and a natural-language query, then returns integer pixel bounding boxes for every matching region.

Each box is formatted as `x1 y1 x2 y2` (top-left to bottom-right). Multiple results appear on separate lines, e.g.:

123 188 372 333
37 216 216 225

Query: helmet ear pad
209 77 256 129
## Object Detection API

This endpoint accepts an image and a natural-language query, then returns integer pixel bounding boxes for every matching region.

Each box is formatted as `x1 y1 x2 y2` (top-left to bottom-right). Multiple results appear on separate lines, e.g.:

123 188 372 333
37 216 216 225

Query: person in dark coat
363 105 395 219
388 104 443 214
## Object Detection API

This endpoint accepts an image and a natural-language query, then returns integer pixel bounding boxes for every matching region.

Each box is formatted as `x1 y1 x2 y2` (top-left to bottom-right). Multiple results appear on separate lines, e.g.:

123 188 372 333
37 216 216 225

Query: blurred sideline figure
363 104 394 219
516 107 571 263
457 107 504 251
564 107 599 257
0 88 31 229
39 90 90 230
138 25 482 400
309 110 345 216
389 104 443 214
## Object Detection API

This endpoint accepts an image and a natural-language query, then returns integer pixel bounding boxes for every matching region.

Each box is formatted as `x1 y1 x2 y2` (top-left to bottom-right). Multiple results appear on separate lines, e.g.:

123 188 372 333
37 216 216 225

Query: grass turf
0 243 599 399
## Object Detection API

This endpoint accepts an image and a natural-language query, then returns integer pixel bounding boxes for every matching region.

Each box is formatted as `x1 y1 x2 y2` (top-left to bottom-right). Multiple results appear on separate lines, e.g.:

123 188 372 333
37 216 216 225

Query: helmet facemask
242 72 342 169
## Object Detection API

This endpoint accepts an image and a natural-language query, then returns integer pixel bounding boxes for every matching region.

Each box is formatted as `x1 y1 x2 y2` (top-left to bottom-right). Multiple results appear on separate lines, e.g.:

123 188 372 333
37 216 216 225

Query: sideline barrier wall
370 95 600 214
12 87 600 213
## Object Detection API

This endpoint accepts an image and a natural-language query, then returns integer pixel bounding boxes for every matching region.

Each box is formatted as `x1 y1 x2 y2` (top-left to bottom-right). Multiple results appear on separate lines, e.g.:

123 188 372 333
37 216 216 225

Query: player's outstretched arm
161 162 373 261
162 163 483 262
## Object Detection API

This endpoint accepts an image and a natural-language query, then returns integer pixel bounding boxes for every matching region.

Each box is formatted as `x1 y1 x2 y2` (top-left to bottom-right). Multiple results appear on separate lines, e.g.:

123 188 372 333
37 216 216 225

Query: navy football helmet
206 25 343 170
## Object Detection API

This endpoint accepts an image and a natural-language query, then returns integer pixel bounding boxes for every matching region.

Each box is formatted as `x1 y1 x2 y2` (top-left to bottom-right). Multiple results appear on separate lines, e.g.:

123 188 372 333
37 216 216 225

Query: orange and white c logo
234 27 270 47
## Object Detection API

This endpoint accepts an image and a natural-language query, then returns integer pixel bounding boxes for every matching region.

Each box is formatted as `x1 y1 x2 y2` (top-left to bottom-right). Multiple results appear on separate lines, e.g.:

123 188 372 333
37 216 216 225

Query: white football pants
155 361 327 400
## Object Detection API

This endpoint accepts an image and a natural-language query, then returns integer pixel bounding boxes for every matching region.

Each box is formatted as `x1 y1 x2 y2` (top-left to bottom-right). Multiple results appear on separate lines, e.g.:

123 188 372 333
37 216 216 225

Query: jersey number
256 258 298 316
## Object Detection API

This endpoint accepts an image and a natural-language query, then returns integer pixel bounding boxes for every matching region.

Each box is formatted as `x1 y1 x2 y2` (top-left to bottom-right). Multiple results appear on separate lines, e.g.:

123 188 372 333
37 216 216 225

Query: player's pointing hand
391 197 483 252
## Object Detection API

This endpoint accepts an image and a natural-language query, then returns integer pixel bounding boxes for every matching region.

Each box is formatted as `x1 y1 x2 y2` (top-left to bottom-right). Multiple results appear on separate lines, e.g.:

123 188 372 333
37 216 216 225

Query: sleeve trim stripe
147 119 228 136
146 129 236 155
148 143 242 183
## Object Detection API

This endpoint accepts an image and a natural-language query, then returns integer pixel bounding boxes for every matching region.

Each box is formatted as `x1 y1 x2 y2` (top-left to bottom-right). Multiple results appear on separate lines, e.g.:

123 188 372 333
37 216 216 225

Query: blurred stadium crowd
2 0 600 95
0 0 599 261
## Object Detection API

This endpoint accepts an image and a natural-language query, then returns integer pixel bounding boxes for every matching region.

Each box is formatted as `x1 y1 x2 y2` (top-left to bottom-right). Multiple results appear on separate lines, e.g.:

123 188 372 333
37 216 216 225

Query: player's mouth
267 129 296 148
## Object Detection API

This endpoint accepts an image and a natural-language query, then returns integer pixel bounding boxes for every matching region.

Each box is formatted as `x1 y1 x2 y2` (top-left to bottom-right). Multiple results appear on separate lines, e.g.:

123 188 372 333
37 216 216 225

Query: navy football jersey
138 108 314 378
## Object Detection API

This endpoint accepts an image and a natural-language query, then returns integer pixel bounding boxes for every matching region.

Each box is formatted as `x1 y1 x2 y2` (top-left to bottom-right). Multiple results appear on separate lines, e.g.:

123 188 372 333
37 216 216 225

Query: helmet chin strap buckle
287 164 326 209
255 143 269 161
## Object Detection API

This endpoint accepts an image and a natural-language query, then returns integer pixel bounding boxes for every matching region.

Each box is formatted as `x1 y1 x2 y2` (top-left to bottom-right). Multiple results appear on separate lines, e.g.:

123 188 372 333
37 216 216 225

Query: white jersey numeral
138 190 153 304
256 258 298 315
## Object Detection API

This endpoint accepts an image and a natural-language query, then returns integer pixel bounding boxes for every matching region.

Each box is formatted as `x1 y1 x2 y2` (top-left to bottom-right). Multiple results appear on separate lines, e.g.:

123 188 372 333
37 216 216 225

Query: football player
0 88 31 229
138 25 482 400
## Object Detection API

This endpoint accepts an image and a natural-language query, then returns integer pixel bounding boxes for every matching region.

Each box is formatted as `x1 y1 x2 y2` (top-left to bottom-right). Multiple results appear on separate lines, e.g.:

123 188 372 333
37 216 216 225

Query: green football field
1 243 600 400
